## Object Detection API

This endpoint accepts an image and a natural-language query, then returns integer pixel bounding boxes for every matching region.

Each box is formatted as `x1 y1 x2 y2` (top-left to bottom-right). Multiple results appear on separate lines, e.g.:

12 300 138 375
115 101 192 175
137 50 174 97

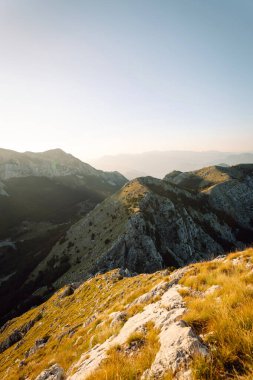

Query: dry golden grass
86 321 160 380
0 270 168 380
195 166 231 190
117 178 149 214
180 248 253 379
2 243 253 380
162 371 174 380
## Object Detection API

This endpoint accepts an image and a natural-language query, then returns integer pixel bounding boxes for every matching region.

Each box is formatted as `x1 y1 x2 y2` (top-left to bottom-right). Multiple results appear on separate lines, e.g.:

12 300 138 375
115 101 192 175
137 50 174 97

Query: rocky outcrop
68 269 207 380
59 283 80 299
0 312 43 353
25 335 50 358
41 165 253 289
35 364 65 380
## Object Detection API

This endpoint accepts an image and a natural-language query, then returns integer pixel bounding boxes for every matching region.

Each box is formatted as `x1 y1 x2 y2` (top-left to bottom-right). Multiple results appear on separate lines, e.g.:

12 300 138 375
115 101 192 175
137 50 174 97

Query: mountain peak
25 148 75 162
40 148 70 157
0 147 127 185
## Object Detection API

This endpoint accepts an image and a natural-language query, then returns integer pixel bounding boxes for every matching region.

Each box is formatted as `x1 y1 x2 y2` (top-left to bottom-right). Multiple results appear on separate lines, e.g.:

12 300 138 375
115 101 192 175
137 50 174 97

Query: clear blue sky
0 0 252 160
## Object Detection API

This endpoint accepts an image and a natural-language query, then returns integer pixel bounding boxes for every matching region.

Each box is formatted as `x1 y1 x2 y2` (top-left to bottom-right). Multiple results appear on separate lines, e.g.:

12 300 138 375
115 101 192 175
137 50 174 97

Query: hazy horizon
2 146 253 180
1 0 253 161
1 146 253 162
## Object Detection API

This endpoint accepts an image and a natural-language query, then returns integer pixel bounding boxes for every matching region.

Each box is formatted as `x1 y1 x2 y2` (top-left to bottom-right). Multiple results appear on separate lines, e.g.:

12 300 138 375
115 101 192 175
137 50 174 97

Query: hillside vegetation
1 248 253 379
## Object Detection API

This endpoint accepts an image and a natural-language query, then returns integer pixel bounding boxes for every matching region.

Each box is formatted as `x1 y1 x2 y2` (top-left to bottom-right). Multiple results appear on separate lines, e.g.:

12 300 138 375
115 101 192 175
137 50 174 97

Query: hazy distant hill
0 148 127 324
0 148 126 184
0 148 127 237
91 151 253 179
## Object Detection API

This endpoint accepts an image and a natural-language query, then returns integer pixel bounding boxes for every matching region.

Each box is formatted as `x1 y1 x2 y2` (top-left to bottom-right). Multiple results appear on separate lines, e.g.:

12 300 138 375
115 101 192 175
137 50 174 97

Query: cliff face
31 164 253 291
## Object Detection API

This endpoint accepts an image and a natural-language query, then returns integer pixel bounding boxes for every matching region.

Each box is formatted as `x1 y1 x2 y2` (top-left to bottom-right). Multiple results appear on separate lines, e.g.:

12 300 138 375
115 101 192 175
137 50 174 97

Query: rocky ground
68 268 207 380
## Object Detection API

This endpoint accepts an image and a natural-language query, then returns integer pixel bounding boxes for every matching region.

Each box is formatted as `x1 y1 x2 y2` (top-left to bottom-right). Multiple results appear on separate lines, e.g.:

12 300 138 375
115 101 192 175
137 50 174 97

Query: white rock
204 285 221 296
67 284 208 380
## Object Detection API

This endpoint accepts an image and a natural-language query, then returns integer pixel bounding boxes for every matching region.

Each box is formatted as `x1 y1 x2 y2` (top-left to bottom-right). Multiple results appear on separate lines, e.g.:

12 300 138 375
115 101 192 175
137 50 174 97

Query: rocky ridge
34 164 253 290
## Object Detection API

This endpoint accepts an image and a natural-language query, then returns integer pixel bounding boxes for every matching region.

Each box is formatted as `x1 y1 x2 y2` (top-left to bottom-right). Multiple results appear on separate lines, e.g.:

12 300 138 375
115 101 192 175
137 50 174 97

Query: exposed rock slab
68 274 207 380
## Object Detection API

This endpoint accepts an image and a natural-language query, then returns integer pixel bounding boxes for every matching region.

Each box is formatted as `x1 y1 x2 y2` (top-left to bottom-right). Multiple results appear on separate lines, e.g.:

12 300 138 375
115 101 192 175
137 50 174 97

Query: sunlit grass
0 270 168 380
180 248 253 379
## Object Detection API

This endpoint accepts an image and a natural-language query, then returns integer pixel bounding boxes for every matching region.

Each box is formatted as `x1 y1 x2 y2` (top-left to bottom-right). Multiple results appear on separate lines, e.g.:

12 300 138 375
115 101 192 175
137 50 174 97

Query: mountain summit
0 148 126 184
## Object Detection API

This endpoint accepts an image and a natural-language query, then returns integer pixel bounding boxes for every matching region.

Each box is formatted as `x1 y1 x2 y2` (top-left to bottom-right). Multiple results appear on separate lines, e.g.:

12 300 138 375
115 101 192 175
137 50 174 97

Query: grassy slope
179 248 253 379
0 269 168 380
1 248 253 380
0 174 127 324
168 164 253 192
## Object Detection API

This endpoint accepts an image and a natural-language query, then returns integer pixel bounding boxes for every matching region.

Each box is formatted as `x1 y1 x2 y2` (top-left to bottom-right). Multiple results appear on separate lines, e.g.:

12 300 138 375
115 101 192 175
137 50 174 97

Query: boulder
35 364 65 380
25 335 50 358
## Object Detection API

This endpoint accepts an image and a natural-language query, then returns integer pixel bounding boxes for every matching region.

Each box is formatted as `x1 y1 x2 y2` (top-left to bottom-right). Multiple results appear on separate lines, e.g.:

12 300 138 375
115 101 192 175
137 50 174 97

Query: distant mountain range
0 148 126 184
91 151 253 179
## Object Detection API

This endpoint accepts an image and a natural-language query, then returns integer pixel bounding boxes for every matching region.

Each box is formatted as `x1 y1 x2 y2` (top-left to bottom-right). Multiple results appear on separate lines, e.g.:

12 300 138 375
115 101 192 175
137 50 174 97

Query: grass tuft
180 248 253 379
86 322 160 380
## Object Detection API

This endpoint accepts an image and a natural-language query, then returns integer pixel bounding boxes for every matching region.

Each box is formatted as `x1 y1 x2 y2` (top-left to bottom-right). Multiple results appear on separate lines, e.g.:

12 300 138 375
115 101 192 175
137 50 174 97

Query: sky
0 0 253 161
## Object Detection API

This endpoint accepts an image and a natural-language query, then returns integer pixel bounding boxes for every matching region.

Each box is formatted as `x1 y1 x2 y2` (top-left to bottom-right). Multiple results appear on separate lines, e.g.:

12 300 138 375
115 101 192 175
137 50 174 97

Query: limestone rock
204 285 221 296
35 364 65 380
67 279 207 380
25 335 50 358
109 311 127 327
